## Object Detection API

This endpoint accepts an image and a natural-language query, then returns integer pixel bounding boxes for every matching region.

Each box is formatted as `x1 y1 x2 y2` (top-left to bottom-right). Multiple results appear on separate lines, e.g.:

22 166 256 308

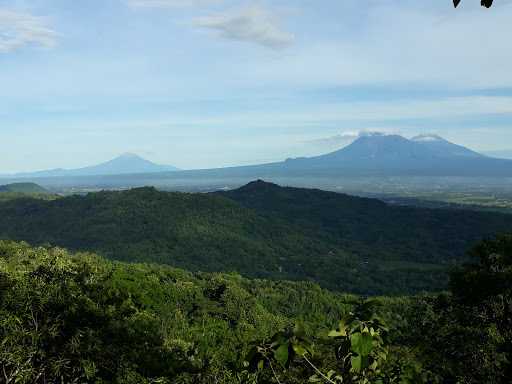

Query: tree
405 234 512 383
454 0 494 8
0 241 197 383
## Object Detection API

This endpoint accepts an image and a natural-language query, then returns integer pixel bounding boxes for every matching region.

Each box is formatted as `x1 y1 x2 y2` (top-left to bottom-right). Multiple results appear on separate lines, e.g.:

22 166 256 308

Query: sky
2 0 512 172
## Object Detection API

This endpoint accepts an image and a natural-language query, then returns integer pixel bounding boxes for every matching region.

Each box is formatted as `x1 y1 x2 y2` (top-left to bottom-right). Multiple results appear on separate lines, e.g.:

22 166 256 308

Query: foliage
0 241 358 383
1 236 512 382
242 234 512 384
0 241 198 383
395 235 512 383
246 301 431 384
1 182 512 295
325 301 391 383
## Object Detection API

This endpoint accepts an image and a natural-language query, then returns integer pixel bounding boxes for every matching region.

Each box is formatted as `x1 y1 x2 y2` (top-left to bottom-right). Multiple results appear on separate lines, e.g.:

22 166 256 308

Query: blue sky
2 0 512 172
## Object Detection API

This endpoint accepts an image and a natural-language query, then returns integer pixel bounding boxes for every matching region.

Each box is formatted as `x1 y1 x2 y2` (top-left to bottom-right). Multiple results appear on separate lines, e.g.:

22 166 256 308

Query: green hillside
218 180 512 264
0 182 54 202
0 182 48 194
0 181 511 294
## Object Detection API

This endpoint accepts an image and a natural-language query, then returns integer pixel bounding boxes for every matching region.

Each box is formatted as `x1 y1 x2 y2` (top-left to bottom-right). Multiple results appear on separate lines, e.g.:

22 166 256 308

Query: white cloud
0 8 56 53
127 0 222 8
305 132 358 146
193 5 294 49
301 130 400 153
241 2 512 88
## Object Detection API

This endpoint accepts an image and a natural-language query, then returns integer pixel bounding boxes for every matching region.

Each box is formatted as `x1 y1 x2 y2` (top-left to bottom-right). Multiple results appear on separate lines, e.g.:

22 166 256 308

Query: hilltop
0 182 48 194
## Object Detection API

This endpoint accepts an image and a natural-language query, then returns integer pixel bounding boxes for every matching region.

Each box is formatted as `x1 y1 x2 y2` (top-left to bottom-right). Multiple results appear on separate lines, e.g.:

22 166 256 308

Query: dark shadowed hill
0 182 511 294
218 180 512 264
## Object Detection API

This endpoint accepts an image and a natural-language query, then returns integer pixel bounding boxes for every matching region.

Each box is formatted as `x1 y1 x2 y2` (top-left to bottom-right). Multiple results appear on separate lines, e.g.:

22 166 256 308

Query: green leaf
338 320 348 335
351 355 370 372
351 332 373 357
328 319 347 337
351 355 362 372
292 343 308 356
274 344 289 366
294 323 306 338
328 330 345 338
326 370 336 378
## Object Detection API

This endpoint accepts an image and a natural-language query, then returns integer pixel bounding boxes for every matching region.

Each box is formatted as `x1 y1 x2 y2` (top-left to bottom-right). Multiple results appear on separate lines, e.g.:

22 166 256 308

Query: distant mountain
0 182 48 194
278 133 512 175
9 153 180 178
2 136 511 189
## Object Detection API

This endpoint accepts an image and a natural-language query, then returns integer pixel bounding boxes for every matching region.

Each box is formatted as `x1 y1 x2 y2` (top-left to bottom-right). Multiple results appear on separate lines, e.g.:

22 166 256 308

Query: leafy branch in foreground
245 301 428 384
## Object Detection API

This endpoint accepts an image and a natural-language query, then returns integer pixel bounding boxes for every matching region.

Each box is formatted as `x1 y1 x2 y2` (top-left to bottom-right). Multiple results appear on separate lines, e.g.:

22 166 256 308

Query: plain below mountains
5 153 180 178
1 180 511 295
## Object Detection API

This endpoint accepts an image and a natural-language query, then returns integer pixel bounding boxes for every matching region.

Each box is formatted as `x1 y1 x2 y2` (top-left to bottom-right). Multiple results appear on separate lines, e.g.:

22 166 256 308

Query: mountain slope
1 182 511 294
279 133 512 175
411 134 484 158
10 153 180 178
218 181 512 261
0 182 48 193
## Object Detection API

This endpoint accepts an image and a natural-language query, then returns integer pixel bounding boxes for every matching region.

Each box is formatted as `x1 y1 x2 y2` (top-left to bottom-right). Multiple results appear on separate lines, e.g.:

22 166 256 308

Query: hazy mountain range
2 134 512 181
2 153 179 178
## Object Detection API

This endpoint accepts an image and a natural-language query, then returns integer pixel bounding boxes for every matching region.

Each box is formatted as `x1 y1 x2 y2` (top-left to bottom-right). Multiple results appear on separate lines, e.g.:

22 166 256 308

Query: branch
268 360 282 384
302 355 338 384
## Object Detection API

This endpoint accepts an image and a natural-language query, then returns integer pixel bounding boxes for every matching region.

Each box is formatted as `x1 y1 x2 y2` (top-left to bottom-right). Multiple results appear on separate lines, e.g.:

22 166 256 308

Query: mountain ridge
272 133 512 176
4 153 180 178
3 134 512 183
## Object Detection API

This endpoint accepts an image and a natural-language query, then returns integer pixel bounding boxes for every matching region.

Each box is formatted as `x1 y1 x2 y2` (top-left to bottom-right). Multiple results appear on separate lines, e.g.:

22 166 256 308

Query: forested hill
218 180 512 262
0 183 511 294
0 182 47 193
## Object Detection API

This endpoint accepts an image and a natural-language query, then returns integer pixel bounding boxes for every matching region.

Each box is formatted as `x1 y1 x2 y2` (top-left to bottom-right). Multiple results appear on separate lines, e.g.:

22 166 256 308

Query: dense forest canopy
1 235 510 383
1 181 511 295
